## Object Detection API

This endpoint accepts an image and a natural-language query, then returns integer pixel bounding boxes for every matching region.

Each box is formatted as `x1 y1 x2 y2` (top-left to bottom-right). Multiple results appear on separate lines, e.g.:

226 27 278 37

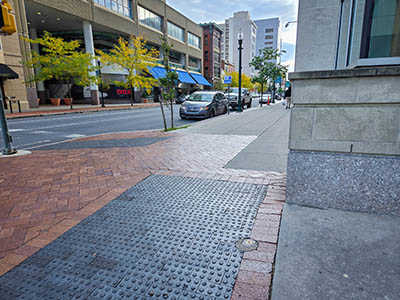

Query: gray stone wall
287 66 400 216
295 0 341 72
289 67 400 156
286 151 400 216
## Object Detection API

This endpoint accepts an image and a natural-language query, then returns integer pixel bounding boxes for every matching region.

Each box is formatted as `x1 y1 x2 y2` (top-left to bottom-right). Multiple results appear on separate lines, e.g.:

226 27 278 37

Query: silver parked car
179 91 229 119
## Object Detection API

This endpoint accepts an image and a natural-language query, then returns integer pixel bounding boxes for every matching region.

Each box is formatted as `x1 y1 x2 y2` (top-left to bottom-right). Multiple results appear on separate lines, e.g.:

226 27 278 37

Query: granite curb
5 103 159 119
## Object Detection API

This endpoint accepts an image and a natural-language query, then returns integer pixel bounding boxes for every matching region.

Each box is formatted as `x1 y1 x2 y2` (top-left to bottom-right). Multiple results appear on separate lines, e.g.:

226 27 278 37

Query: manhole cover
236 237 258 252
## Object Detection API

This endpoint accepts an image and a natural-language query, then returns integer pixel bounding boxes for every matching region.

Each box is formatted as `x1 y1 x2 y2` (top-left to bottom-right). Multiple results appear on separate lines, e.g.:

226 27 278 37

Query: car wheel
223 106 228 114
247 101 252 108
180 114 186 119
209 109 215 118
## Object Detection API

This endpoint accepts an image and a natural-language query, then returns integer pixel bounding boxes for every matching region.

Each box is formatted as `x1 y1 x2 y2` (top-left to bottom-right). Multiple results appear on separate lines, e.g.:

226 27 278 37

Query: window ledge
289 66 400 81
138 23 163 35
188 44 201 51
168 35 186 45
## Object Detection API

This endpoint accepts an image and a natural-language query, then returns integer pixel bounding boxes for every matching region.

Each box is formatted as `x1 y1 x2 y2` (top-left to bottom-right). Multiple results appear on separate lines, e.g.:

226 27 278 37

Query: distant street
1 97 263 150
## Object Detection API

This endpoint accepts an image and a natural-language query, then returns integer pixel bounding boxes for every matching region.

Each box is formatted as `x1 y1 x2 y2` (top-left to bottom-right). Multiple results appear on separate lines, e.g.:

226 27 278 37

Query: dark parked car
179 91 229 119
176 94 189 104
225 87 252 109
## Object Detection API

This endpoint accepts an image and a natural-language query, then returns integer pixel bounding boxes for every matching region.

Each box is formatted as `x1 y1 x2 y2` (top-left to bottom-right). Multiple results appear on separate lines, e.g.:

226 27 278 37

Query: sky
167 0 298 71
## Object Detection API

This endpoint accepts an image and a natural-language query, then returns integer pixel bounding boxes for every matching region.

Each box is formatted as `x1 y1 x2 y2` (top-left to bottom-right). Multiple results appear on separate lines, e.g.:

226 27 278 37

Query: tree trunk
159 95 168 131
170 83 174 129
130 87 134 106
260 82 263 107
170 99 174 129
65 79 73 110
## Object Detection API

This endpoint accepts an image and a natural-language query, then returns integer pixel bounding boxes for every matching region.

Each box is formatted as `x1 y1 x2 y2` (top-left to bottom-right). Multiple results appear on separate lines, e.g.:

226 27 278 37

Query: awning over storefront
149 66 167 79
189 73 211 86
0 64 19 79
176 70 197 85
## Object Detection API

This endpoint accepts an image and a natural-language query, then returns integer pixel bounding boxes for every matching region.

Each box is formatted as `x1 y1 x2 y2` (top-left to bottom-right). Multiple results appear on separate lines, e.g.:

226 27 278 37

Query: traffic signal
0 0 16 35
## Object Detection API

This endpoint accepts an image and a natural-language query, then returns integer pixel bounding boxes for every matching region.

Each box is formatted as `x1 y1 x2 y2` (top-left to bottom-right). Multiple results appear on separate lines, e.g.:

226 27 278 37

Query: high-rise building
219 11 258 77
254 18 281 62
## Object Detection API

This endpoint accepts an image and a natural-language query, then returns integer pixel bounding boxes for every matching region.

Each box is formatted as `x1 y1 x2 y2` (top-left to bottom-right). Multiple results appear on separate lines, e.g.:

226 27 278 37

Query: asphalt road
1 97 263 151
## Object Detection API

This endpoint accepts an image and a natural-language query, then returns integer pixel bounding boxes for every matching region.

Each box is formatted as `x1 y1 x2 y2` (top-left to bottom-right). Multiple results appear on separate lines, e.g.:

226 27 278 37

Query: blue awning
189 73 211 86
149 66 167 79
176 70 197 84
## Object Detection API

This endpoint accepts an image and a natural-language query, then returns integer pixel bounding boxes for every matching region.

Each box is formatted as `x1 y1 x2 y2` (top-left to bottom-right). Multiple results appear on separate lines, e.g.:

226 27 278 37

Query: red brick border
231 183 286 300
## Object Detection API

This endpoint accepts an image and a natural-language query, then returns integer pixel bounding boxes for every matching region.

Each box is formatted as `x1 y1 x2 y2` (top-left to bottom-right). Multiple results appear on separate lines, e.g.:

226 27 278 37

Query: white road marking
65 134 86 138
32 131 52 134
8 129 25 132
17 140 51 148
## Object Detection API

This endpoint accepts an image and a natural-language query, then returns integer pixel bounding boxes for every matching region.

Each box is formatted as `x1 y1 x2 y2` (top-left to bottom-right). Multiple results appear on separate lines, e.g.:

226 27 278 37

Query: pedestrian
284 86 291 109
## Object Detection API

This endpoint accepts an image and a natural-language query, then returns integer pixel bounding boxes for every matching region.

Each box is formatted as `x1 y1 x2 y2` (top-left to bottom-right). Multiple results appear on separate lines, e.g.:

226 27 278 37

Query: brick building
200 22 223 88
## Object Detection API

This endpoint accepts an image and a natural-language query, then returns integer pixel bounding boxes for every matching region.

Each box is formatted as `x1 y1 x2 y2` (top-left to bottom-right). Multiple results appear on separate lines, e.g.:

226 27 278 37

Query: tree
225 72 254 89
213 78 225 91
249 48 287 105
23 31 98 109
158 35 179 131
96 35 159 106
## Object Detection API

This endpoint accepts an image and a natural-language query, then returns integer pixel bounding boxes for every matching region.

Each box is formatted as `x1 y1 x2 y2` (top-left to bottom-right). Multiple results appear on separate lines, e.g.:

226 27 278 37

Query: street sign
285 81 291 87
224 76 232 84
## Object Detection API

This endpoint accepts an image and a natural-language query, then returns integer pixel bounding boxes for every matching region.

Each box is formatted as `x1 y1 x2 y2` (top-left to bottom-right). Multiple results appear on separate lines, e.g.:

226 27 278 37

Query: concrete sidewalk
184 104 290 173
5 103 159 119
0 105 289 300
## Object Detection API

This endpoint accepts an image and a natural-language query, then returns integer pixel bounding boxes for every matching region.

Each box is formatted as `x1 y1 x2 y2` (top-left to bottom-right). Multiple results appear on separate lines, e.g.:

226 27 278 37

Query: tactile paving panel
0 175 267 300
36 137 171 150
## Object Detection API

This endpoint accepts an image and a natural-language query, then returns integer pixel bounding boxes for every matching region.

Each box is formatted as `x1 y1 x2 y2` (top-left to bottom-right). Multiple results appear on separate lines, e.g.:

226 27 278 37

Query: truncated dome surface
0 175 267 300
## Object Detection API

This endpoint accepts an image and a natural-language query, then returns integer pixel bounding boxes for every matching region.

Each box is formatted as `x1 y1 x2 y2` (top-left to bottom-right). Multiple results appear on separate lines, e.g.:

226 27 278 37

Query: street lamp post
285 21 297 28
237 30 243 112
97 60 105 108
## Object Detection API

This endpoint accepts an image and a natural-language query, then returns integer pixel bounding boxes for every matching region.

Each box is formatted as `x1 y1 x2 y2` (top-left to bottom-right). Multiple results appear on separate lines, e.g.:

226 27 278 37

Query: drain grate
0 175 267 300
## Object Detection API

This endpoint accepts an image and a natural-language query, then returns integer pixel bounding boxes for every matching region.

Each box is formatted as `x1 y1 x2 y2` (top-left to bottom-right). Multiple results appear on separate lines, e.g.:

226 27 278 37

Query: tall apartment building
200 22 222 87
254 17 281 62
220 11 258 77
2 0 206 109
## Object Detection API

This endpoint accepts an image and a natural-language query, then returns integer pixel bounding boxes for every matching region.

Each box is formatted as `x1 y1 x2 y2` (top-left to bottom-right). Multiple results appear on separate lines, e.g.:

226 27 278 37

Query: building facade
254 17 280 60
286 0 400 216
200 22 223 88
2 0 205 109
220 11 258 77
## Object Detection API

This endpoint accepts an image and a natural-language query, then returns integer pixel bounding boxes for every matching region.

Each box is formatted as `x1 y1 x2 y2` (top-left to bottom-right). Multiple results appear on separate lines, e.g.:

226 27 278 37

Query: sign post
224 76 232 115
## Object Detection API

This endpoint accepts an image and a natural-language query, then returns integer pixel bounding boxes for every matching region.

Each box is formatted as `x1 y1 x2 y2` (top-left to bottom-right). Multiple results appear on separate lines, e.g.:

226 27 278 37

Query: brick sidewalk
5 103 159 119
0 130 285 300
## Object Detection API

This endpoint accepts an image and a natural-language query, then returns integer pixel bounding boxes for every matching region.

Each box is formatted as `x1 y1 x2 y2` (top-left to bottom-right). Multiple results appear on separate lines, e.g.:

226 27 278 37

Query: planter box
64 98 73 105
50 98 61 106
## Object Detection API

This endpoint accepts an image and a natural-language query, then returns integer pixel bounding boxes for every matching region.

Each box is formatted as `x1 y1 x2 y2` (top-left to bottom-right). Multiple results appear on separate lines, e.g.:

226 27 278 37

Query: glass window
188 32 200 48
265 28 274 33
188 92 213 102
168 22 185 42
137 6 162 31
94 0 132 17
265 35 273 40
361 0 400 58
